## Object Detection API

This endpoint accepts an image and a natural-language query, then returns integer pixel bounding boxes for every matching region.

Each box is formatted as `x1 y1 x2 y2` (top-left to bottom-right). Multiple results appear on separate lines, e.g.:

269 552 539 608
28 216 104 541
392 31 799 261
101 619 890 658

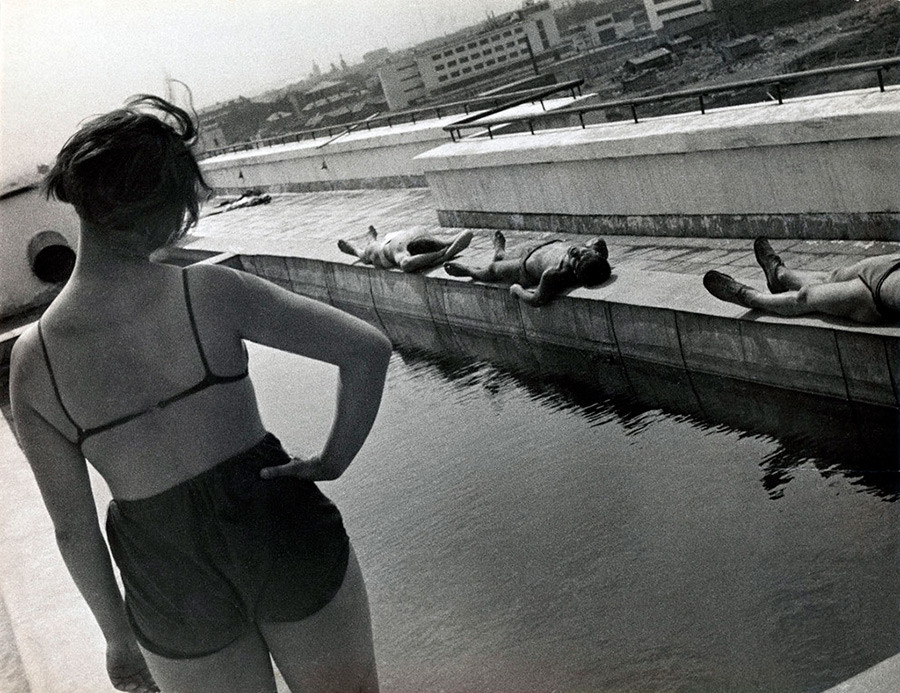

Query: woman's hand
260 454 334 482
107 637 158 692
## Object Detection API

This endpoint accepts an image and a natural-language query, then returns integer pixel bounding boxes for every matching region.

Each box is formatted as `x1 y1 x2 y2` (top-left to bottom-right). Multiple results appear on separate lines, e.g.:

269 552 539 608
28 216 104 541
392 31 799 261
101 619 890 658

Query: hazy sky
0 0 524 182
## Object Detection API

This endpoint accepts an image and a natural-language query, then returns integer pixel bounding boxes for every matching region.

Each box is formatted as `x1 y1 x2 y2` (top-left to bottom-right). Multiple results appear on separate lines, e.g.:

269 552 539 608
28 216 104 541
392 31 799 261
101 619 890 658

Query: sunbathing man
338 226 473 272
444 231 611 306
703 237 900 324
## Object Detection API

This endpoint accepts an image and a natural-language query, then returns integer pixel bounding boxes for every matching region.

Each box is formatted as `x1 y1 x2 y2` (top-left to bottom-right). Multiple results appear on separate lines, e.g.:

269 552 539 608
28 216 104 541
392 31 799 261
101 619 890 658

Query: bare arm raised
195 263 392 481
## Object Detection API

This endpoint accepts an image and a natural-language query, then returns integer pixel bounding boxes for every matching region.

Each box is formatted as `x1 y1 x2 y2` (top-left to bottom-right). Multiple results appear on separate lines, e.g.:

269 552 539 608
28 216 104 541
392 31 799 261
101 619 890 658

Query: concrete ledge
419 88 900 240
436 209 900 241
241 252 900 408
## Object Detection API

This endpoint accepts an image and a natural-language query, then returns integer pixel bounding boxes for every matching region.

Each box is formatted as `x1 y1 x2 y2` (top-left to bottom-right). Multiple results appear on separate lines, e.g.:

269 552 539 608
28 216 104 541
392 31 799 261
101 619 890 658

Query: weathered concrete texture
240 250 900 408
420 88 900 241
169 190 900 406
213 174 428 196
436 209 900 240
200 96 587 194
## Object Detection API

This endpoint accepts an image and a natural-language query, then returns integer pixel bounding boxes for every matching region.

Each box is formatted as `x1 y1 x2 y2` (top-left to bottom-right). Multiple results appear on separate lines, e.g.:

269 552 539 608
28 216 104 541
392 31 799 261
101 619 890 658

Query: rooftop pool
248 338 899 693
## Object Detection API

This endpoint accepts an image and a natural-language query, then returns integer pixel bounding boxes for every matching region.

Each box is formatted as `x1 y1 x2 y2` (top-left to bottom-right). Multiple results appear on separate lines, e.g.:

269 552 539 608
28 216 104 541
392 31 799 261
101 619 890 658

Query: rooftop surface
184 187 900 316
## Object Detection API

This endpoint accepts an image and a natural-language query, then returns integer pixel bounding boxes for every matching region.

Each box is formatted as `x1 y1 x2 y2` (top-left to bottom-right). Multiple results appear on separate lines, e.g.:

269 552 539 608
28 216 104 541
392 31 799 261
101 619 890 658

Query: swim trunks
857 255 900 324
106 433 349 659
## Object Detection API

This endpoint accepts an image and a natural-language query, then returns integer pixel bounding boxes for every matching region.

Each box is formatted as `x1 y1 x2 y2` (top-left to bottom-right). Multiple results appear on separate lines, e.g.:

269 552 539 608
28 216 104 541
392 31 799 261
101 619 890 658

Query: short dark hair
44 95 210 243
573 252 611 287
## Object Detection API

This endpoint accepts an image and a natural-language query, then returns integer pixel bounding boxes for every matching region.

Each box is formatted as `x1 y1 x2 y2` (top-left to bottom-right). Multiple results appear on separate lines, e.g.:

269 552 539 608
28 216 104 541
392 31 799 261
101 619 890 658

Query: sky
0 0 525 182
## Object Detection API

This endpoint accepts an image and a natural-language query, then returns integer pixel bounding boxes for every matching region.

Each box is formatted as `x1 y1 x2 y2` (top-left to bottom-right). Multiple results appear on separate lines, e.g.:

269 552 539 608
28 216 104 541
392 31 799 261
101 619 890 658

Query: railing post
578 112 585 129
699 93 705 114
436 107 442 119
487 124 493 140
411 112 417 124
540 98 545 111
528 119 534 135
775 83 783 104
630 103 638 124
877 68 885 92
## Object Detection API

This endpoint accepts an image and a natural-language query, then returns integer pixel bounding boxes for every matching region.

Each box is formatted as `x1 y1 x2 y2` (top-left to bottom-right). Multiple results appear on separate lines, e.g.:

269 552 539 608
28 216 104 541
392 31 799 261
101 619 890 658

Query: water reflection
390 334 899 502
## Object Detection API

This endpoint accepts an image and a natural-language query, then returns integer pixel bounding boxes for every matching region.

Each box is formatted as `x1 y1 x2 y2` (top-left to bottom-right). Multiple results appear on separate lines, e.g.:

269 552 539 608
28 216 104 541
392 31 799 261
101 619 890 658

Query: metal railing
197 79 584 159
442 56 900 140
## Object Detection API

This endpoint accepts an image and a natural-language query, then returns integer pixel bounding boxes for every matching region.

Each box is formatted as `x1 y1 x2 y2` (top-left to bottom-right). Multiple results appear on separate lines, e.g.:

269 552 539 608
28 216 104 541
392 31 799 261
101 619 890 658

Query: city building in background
378 0 561 110
641 0 715 36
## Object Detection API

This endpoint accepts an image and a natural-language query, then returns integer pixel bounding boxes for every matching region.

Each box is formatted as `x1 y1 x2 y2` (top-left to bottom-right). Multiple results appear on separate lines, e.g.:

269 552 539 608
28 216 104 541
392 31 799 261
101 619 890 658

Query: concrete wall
198 96 593 195
200 117 451 194
419 87 900 240
240 253 900 409
0 188 80 320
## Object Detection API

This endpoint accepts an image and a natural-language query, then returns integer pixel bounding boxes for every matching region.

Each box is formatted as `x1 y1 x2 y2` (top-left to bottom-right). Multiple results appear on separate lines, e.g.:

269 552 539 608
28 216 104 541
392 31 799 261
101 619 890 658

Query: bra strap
182 269 213 376
36 321 85 439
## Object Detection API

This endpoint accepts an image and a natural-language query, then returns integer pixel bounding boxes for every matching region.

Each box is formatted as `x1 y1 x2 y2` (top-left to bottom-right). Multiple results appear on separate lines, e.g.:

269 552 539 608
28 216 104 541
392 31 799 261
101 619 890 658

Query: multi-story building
562 8 648 52
378 0 561 111
641 0 714 35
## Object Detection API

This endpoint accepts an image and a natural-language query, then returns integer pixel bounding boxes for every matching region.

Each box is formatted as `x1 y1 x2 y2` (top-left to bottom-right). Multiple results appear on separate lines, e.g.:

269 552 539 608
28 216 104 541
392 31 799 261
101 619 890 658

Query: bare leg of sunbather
397 230 473 272
704 270 880 323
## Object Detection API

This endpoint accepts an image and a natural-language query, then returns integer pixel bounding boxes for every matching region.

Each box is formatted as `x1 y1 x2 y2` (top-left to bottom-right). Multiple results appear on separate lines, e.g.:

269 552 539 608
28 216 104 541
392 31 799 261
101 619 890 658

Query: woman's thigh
259 545 378 693
141 630 277 693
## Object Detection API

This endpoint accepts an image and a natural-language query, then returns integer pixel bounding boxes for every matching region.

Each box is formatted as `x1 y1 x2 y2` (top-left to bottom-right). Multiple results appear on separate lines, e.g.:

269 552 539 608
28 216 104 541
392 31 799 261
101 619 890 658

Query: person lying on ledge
338 226 473 273
444 230 612 306
703 237 900 325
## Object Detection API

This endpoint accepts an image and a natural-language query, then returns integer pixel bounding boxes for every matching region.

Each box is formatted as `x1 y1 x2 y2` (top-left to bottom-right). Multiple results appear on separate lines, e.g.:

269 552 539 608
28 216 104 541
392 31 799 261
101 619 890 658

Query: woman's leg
704 270 881 323
141 631 277 693
444 258 522 282
259 546 378 693
398 231 473 272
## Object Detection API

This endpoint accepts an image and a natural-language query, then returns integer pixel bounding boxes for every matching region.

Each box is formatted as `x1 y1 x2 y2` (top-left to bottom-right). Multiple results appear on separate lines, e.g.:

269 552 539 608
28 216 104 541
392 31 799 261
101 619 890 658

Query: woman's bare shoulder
9 323 45 399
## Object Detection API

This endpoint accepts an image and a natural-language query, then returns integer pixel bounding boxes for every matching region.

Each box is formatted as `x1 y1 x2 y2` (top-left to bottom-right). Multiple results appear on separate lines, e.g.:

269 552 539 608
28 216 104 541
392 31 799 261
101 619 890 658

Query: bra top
38 269 249 449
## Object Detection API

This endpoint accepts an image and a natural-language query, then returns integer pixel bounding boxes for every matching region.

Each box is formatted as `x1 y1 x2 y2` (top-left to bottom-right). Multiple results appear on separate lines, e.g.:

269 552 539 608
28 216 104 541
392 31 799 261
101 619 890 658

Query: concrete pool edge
3 248 899 408
234 251 900 409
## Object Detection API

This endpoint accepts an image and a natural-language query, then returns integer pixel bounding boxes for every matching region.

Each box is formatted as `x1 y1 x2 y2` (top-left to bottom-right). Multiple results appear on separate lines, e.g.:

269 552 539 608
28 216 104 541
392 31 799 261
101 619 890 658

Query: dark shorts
857 255 900 324
106 433 349 660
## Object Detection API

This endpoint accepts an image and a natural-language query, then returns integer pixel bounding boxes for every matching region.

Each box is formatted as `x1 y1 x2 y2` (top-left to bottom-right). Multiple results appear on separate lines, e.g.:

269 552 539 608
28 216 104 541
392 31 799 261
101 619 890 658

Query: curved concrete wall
0 188 80 320
419 88 900 240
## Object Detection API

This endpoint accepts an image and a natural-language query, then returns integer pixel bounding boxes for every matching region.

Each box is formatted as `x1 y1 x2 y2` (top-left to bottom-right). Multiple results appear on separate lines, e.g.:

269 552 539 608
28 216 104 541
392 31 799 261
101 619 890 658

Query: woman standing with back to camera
9 96 391 692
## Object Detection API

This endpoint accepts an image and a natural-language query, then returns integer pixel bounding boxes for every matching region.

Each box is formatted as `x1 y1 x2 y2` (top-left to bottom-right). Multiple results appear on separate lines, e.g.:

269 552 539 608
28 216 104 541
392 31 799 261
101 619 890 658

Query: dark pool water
248 342 899 693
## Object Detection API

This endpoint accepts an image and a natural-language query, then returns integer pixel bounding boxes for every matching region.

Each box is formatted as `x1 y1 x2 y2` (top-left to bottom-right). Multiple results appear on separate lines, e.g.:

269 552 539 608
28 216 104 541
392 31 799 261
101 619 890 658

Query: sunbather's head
566 244 611 287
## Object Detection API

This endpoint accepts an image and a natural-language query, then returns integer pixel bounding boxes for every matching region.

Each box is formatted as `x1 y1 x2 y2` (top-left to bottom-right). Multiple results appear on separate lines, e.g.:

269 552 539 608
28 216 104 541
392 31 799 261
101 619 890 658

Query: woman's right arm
9 334 157 692
200 264 392 481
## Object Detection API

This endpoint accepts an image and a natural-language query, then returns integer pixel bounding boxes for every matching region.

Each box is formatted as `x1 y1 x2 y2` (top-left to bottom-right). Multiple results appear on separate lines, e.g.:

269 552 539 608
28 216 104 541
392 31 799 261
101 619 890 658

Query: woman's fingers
259 460 301 479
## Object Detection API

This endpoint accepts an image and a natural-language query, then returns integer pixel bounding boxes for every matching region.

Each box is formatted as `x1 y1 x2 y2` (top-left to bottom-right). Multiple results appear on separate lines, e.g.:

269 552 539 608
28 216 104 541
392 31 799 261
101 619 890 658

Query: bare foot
444 261 471 277
492 230 507 260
